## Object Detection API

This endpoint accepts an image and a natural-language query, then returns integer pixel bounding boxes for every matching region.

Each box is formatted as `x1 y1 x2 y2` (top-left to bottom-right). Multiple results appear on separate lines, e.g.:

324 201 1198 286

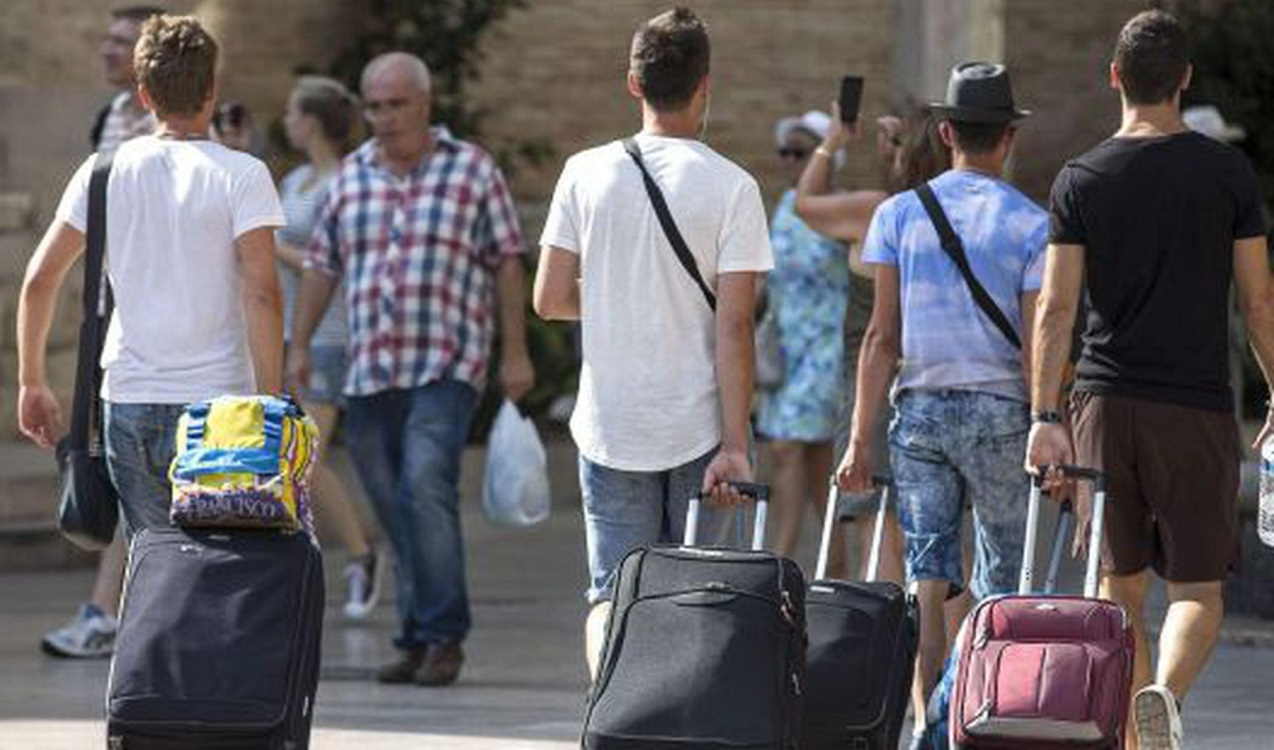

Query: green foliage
1171 0 1274 208
327 0 554 176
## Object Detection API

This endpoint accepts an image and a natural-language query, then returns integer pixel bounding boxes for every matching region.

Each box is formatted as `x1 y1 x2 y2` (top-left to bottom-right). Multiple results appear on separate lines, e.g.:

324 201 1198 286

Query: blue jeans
579 448 732 603
103 402 186 539
344 380 478 649
889 389 1029 601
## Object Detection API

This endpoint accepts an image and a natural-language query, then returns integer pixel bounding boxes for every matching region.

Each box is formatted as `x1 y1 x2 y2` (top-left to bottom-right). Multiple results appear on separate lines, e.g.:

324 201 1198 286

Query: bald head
361 51 434 167
361 52 432 95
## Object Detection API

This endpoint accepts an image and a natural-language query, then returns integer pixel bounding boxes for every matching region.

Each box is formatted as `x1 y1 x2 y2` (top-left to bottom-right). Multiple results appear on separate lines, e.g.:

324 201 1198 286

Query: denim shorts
579 447 735 603
302 345 347 407
889 389 1030 601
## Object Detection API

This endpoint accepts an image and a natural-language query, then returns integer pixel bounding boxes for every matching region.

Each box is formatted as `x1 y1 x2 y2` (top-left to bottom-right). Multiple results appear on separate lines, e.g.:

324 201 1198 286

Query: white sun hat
1183 105 1246 143
774 110 833 146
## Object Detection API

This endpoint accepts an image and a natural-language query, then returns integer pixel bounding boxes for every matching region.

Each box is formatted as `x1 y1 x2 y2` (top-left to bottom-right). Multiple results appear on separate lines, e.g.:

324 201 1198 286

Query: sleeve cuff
56 212 87 234
539 236 580 254
233 213 286 239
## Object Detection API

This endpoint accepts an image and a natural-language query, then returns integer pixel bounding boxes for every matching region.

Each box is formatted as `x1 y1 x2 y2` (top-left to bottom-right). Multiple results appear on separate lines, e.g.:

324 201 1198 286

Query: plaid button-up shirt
306 130 525 396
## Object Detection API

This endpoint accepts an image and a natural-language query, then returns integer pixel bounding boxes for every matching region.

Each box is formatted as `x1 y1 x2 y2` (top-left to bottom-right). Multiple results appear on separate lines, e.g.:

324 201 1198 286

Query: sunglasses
777 147 810 160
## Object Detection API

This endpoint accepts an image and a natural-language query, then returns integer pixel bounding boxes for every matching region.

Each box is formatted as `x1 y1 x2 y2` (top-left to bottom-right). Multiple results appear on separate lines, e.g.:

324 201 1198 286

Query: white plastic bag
482 399 551 526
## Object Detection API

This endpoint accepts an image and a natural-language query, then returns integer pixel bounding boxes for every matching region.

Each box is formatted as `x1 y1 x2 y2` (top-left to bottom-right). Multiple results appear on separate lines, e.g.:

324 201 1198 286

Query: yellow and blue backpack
169 395 319 533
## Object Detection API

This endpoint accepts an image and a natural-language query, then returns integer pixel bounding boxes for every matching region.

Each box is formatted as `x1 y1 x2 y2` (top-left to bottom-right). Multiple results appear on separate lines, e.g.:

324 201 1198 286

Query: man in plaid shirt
288 52 535 687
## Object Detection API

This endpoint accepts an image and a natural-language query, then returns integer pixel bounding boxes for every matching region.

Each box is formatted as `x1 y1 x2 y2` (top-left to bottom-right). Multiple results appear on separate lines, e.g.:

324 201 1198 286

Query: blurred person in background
277 75 384 620
757 110 851 577
212 101 257 153
42 3 163 661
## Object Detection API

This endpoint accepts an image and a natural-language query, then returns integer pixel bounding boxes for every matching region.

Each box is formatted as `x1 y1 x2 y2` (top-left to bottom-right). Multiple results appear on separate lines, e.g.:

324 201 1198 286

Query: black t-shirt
1049 131 1266 412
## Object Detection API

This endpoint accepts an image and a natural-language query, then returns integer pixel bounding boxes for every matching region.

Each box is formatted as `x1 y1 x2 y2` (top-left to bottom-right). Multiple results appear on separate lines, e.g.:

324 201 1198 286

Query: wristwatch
1032 410 1063 424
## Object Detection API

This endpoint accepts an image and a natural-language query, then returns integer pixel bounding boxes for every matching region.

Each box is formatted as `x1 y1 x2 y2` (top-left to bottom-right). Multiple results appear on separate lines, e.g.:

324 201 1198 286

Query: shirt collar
358 126 459 176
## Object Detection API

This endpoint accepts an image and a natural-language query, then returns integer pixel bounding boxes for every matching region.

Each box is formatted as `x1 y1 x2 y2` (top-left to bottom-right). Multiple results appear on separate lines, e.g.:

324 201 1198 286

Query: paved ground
1 440 1272 748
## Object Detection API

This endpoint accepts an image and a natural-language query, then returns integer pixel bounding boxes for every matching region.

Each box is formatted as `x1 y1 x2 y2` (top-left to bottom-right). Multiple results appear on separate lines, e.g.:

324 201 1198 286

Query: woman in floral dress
757 111 851 575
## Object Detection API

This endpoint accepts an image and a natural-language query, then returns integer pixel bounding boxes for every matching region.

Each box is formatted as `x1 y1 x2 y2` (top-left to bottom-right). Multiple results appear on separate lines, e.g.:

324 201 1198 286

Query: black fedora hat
930 62 1030 124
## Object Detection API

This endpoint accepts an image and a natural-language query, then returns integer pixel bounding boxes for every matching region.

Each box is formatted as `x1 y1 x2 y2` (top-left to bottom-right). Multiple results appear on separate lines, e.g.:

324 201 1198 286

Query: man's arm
701 271 758 500
532 246 581 321
1025 244 1085 476
234 227 285 394
1234 235 1274 448
16 221 85 448
496 255 535 402
836 263 900 492
1019 290 1039 388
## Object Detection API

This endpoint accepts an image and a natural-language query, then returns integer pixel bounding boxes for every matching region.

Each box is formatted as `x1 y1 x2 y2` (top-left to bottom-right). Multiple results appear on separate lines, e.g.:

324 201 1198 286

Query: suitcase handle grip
1032 464 1106 490
695 481 769 502
685 482 770 550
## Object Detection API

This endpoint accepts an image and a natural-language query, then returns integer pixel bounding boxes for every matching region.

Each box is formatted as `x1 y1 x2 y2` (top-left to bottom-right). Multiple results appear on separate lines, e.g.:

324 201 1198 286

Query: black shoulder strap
68 151 116 450
83 151 115 319
914 182 1021 350
89 103 111 150
622 138 716 311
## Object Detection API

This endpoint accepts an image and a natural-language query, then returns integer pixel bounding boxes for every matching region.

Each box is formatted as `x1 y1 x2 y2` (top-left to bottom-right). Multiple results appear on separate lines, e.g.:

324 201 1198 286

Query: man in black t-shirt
1026 11 1274 750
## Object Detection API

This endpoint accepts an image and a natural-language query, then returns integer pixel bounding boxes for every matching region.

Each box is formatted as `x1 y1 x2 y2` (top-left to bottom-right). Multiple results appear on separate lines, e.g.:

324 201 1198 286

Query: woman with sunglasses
757 110 853 577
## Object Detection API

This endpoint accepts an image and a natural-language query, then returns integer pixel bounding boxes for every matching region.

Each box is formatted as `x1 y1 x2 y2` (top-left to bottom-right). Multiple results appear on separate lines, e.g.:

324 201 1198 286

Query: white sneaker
1134 684 1183 750
41 603 117 658
342 550 385 620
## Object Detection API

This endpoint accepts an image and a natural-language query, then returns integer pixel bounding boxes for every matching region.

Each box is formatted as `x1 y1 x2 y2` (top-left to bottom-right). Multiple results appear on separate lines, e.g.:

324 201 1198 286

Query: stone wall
1004 0 1151 201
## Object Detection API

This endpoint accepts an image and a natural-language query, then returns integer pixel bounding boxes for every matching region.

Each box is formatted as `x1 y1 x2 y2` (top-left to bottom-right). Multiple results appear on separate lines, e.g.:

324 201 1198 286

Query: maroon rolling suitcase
950 465 1134 750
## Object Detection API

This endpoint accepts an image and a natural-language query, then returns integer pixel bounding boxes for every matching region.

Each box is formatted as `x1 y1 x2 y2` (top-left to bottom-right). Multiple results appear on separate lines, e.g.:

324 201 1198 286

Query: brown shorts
1070 391 1240 582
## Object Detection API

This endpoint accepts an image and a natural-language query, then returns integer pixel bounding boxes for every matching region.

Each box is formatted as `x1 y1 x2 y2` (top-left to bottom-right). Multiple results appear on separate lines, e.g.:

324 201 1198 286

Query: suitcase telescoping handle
684 482 769 550
815 473 891 581
1021 465 1106 598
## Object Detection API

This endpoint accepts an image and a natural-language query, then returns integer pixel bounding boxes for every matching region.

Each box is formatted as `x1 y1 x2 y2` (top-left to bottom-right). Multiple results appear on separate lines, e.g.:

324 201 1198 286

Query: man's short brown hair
134 15 218 117
1113 10 1189 106
629 7 710 112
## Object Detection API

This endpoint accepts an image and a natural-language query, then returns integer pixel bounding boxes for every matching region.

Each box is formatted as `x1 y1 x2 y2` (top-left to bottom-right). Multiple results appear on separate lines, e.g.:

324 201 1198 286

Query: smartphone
839 75 864 124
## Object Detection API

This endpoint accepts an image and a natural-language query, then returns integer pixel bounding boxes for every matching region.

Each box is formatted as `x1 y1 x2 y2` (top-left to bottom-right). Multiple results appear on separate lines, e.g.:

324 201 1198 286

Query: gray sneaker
342 550 384 620
41 603 117 658
1134 684 1183 750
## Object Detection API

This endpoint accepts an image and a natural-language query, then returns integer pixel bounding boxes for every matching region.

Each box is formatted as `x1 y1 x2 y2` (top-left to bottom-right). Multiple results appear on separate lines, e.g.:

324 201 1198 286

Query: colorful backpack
169 395 318 533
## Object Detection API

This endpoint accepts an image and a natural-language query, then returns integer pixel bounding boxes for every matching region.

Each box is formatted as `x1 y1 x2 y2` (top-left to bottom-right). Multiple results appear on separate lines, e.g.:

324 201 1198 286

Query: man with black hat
835 61 1046 740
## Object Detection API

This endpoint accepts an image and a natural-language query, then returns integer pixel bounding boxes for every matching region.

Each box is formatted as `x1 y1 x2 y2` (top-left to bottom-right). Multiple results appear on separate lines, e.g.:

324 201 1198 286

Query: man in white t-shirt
533 7 774 677
17 16 284 536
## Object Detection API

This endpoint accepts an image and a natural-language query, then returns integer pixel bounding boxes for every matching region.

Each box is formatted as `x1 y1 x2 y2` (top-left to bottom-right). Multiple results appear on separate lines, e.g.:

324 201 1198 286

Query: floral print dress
757 189 849 442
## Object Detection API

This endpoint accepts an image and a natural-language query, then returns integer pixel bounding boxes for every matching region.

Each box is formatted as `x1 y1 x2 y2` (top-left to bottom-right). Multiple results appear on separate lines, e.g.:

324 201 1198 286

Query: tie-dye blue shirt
861 169 1047 402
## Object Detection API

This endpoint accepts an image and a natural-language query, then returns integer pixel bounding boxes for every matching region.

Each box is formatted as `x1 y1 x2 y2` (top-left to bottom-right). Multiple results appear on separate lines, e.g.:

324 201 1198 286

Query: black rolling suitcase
582 483 807 750
802 477 917 750
106 528 324 750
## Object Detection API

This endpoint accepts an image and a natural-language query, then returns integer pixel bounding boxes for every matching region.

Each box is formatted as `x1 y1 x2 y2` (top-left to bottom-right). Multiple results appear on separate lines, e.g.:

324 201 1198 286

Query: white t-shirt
540 134 774 471
55 136 285 404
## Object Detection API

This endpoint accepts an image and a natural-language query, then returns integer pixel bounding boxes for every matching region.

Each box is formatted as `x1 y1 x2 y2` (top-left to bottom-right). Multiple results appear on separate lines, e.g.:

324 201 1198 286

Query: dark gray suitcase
802 477 917 749
106 528 324 749
582 484 807 750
